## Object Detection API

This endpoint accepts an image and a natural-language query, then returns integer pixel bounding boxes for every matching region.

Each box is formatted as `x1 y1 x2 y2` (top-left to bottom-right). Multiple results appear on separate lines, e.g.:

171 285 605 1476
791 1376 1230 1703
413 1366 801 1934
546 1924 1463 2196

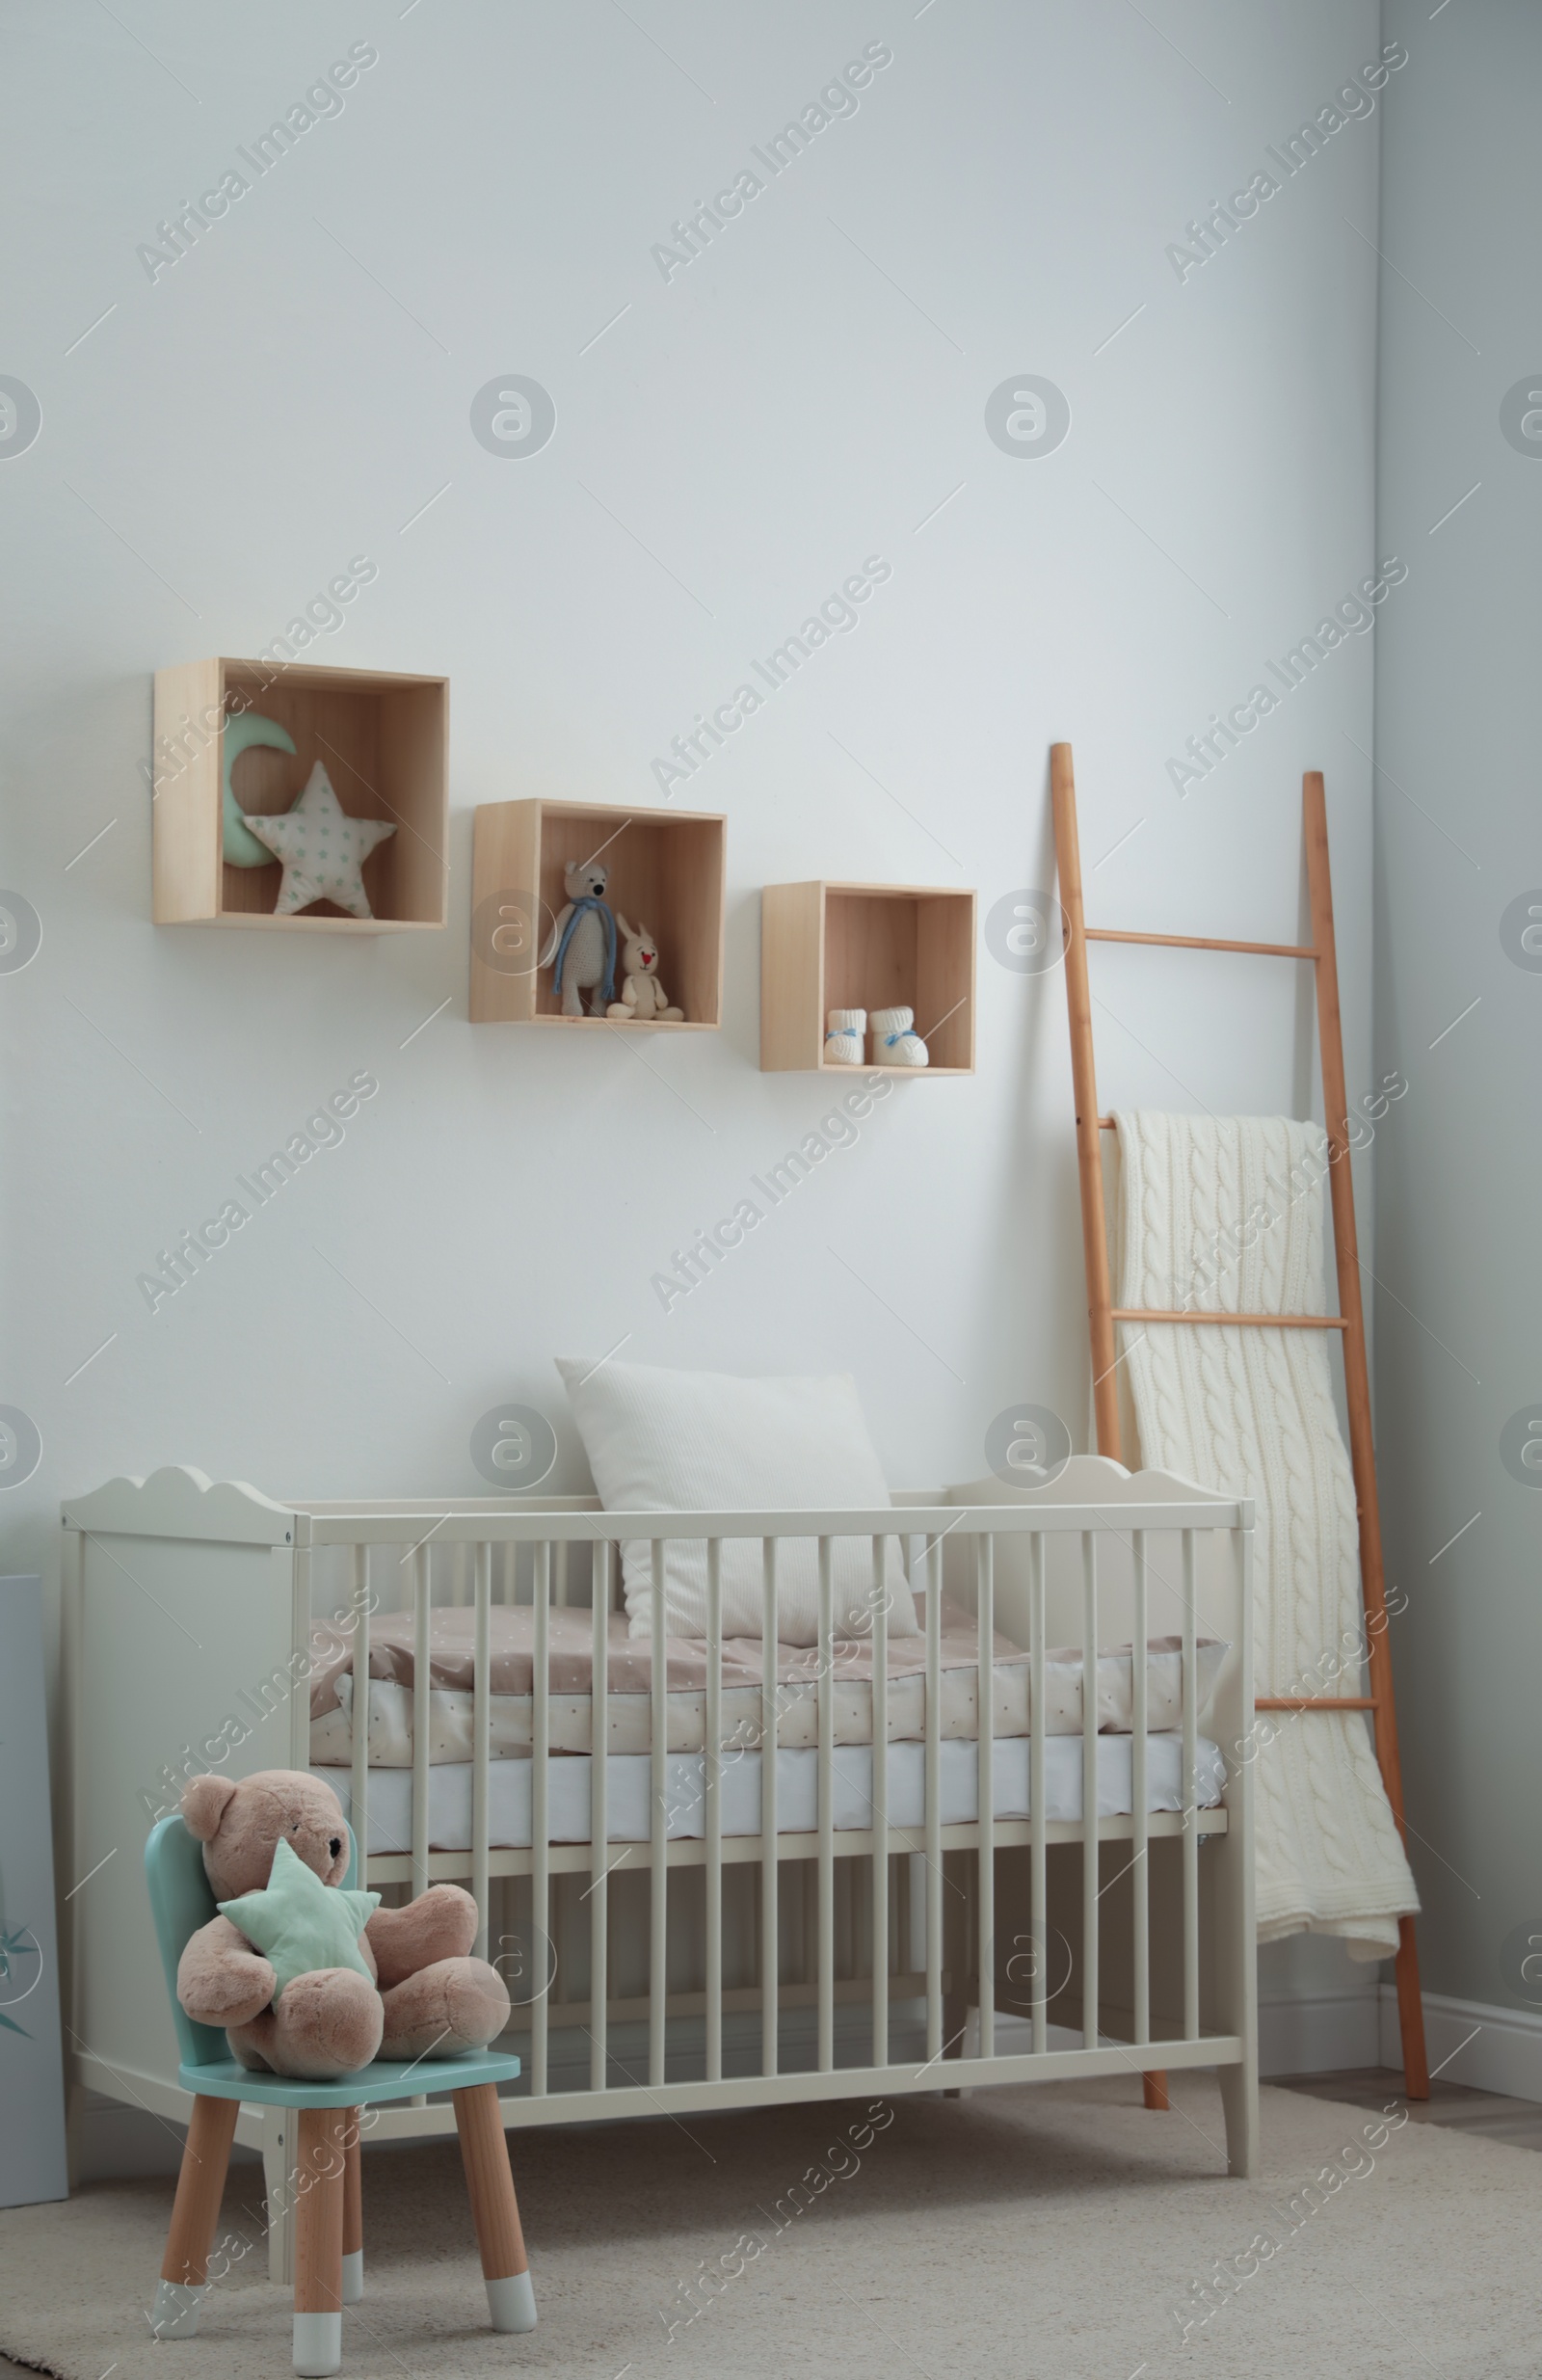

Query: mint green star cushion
219 1836 381 2002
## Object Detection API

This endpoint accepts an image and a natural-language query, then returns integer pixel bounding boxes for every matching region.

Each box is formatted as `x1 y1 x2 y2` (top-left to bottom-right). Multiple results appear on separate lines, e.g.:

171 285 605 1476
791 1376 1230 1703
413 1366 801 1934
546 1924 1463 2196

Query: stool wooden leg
341 2108 363 2304
1143 2071 1170 2110
452 2083 536 2334
153 2094 239 2340
293 2106 346 2378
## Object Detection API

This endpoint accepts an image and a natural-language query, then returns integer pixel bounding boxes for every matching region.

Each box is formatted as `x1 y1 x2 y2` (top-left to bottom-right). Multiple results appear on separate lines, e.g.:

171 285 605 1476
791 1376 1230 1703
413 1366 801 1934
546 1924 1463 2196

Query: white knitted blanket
1112 1110 1418 1960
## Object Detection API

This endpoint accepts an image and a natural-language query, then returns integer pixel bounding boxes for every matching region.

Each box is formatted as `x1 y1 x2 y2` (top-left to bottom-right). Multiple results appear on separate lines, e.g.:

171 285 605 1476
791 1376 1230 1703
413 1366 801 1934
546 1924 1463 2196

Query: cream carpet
1 2077 1535 2379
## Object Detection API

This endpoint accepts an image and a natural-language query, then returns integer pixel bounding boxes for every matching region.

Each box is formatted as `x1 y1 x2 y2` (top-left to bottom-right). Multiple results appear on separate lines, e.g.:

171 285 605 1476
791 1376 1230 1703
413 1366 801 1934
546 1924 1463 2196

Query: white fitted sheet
317 1732 1225 1852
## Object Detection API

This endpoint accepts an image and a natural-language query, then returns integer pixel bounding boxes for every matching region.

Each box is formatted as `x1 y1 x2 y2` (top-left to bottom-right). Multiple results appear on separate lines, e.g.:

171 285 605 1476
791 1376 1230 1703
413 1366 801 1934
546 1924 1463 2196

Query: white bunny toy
606 915 684 1021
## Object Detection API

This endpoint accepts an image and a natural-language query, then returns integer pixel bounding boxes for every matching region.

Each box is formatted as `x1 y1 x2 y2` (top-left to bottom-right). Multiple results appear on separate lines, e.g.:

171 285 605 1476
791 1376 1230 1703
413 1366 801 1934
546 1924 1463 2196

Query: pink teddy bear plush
174 1769 509 2081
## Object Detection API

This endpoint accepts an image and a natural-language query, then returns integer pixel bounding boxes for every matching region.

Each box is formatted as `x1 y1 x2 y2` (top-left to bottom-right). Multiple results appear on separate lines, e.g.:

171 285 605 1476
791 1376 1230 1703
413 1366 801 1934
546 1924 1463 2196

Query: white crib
62 1457 1258 2270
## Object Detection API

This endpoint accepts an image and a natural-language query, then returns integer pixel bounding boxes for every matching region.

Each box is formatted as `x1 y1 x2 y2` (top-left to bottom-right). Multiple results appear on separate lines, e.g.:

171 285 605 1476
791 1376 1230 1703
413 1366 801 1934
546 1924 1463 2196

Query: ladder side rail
1301 768 1428 2098
1050 742 1122 1463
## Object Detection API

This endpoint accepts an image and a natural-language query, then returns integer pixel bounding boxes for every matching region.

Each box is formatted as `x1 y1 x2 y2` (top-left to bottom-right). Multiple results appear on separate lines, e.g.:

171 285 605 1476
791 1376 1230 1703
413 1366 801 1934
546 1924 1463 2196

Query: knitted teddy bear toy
605 915 683 1021
174 1769 510 2081
538 857 618 1017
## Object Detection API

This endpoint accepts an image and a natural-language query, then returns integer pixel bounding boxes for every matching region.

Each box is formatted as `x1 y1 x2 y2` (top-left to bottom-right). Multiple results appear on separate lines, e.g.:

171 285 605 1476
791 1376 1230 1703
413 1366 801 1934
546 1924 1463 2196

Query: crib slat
290 1533 312 1772
924 1530 943 2068
816 1537 835 2074
1131 1528 1150 2049
1182 1528 1200 2043
1081 1534 1099 2050
410 1542 432 2109
870 1534 889 2069
472 1544 492 1959
532 1541 550 2097
760 1538 779 2079
590 1540 611 2094
1029 1532 1047 2056
705 1540 723 2083
650 1539 667 2089
411 1545 431 1903
349 1543 370 1882
976 1535 995 2062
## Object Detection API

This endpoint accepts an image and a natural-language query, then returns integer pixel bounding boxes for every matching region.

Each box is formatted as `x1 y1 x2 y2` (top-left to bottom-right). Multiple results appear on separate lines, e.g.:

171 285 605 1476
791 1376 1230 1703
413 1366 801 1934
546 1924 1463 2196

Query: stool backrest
144 1813 358 2070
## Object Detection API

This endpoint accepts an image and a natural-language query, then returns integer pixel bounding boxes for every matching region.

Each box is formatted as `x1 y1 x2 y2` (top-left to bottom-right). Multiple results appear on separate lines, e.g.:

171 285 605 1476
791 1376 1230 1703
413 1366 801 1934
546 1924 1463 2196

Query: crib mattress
315 1732 1226 1851
308 1607 1226 1764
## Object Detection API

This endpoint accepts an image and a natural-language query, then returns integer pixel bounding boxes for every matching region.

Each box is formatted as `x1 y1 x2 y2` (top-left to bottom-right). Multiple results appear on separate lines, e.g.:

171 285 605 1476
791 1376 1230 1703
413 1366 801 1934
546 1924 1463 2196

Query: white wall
1372 0 1542 2025
0 0 1395 2117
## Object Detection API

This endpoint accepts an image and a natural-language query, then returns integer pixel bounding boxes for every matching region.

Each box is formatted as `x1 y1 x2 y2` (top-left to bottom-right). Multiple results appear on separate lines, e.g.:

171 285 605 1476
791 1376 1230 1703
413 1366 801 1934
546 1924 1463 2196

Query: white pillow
554 1357 919 1645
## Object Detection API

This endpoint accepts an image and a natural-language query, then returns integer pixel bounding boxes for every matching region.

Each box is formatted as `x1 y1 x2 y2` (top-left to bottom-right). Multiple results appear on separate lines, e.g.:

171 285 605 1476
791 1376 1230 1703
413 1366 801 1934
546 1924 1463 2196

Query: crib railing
292 1495 1255 2133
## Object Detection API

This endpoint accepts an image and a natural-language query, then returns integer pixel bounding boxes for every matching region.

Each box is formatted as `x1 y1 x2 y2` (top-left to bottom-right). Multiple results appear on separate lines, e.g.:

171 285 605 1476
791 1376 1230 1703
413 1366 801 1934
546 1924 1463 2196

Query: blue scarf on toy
551 896 617 1005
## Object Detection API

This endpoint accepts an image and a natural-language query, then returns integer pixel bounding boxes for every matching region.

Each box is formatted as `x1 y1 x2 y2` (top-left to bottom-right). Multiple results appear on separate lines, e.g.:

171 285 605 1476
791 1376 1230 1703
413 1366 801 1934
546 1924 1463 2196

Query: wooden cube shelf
151 657 448 931
760 881 976 1073
469 798 725 1028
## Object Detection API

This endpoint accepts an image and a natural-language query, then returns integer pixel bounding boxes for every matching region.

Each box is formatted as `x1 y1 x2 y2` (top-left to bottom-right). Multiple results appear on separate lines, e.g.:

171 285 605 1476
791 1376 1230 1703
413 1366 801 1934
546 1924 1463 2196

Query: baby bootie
825 1008 866 1064
870 1005 928 1066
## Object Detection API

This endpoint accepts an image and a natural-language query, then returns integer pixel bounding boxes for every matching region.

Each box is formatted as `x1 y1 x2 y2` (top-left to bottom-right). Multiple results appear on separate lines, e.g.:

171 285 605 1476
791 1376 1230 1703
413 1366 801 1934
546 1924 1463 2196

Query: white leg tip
292 2310 342 2376
151 2279 206 2340
341 2249 363 2304
487 2270 537 2333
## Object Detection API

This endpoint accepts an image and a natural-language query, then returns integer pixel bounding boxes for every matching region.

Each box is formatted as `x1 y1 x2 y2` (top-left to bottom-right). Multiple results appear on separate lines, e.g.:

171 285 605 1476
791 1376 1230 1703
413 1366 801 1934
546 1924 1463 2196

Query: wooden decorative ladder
1050 740 1429 2109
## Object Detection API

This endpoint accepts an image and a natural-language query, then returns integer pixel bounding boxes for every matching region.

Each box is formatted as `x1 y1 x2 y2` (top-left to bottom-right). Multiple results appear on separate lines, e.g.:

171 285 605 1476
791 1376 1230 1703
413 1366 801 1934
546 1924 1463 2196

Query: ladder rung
1256 1697 1375 1711
1085 927 1318 960
1110 1308 1348 1330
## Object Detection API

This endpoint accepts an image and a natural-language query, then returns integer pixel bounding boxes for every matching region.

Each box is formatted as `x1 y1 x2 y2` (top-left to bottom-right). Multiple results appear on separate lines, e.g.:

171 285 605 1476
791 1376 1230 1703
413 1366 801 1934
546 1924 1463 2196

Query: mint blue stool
145 1814 532 2374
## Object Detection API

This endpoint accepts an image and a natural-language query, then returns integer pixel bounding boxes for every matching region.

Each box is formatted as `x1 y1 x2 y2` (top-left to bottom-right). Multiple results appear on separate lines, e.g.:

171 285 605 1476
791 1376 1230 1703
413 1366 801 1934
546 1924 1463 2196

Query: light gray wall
0 1 1396 2125
0 0 1386 1548
1373 0 1542 2013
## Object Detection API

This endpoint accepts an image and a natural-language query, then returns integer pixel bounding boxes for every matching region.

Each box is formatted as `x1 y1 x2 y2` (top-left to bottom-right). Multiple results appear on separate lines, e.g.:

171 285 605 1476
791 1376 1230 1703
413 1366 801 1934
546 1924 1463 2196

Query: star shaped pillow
218 1835 381 2001
244 761 395 919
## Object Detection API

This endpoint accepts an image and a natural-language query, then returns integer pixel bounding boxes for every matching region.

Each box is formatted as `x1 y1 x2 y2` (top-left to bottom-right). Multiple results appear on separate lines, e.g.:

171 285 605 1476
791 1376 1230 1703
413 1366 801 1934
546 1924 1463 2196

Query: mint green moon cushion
224 712 297 868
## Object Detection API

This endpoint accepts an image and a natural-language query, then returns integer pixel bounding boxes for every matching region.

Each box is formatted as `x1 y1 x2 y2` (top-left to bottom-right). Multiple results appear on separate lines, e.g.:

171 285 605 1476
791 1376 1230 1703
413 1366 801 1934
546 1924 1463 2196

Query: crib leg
153 2092 238 2340
453 2083 536 2334
292 2107 346 2378
341 2107 363 2303
1142 2070 1170 2110
1219 2054 1260 2179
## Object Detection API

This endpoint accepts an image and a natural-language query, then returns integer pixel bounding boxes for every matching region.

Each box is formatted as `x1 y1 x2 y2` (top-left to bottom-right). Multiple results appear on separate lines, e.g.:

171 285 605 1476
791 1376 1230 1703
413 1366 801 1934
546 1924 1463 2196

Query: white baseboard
76 2093 262 2183
1379 1985 1542 2103
1258 1988 1381 2078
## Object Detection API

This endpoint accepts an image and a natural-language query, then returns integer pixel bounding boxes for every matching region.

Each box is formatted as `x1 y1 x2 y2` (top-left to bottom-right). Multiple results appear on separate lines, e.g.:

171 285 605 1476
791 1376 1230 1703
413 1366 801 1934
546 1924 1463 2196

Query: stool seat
173 2046 522 2107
